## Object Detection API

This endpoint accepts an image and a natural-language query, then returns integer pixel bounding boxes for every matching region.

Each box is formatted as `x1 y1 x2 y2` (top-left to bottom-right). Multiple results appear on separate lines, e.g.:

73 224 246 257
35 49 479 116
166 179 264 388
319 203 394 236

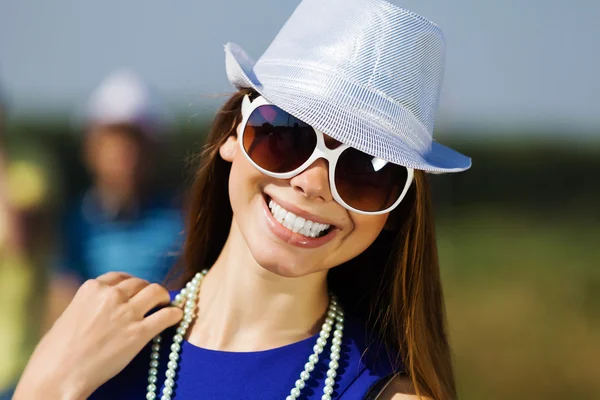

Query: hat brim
225 42 471 174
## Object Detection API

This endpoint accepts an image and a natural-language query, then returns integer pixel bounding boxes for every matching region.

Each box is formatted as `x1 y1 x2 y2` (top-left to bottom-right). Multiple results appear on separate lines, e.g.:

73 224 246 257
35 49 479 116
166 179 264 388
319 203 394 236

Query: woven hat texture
225 0 471 173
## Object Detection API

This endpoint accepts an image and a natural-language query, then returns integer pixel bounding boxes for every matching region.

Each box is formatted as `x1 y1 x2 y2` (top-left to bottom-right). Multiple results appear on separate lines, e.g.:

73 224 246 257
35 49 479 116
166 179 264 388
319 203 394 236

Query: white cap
85 69 169 137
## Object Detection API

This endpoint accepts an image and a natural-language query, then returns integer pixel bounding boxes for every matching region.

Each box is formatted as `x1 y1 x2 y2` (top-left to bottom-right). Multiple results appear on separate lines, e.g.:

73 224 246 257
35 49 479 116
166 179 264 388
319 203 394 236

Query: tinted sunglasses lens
243 105 317 173
335 148 407 212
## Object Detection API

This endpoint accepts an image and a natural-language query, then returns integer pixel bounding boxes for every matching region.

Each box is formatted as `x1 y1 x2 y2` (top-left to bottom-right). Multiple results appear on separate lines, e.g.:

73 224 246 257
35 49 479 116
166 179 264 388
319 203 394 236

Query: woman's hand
14 272 183 400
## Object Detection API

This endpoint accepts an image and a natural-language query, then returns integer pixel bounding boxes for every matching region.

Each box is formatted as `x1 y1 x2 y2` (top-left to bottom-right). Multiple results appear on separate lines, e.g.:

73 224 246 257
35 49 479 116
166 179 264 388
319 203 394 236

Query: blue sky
1 0 599 134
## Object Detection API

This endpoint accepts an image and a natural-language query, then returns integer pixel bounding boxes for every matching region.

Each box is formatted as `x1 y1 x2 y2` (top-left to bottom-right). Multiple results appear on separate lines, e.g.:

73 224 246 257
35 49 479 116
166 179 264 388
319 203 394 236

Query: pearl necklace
146 270 345 400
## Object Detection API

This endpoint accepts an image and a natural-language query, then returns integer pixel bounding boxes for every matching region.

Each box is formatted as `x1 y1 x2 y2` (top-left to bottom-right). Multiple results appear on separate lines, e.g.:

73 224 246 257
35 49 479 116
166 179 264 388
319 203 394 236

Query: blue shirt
60 192 183 283
91 302 402 400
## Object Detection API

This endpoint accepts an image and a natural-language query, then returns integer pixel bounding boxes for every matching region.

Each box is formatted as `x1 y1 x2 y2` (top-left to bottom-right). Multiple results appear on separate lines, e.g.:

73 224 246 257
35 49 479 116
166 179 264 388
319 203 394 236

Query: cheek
339 214 388 261
228 150 263 204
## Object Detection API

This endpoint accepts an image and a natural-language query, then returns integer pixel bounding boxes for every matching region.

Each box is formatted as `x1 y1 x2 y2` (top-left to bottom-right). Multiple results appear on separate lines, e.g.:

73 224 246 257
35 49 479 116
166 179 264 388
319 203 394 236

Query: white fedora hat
224 0 471 173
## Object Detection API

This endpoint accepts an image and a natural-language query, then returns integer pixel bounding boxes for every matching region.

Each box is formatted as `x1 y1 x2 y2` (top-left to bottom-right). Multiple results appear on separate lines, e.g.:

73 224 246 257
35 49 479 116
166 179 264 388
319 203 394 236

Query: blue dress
91 297 402 399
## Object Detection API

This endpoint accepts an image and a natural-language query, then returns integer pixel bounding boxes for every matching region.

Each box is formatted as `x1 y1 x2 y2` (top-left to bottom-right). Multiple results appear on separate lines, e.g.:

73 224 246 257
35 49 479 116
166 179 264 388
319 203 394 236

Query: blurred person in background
0 81 20 400
0 86 50 400
14 1 472 400
48 69 184 321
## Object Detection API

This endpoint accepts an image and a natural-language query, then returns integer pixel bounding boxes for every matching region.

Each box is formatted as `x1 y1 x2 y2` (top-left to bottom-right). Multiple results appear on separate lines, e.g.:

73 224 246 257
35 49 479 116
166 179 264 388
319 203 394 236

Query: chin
250 246 317 278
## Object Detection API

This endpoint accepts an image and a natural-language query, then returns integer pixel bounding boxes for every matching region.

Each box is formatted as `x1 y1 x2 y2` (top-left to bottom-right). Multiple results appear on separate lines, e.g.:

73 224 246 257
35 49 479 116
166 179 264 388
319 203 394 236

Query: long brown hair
169 89 456 400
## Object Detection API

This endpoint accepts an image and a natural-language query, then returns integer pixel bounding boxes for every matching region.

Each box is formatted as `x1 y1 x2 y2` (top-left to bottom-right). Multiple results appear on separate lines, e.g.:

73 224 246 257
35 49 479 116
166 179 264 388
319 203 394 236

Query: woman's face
219 125 389 278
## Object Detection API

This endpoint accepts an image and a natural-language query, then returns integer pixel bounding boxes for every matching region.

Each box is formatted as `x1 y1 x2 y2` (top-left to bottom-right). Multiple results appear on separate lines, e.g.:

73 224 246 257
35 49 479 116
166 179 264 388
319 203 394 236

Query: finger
139 306 184 342
130 283 171 316
95 271 133 286
116 277 150 298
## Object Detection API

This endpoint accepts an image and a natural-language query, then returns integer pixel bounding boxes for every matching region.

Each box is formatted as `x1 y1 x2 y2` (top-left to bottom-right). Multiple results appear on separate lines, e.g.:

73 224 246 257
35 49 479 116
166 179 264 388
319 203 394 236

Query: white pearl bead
148 375 157 384
179 288 187 297
333 331 342 339
150 360 159 368
162 386 173 396
313 344 323 354
167 361 177 370
305 362 315 372
168 352 179 362
327 310 336 318
290 387 300 397
325 377 335 387
324 385 334 395
295 379 305 389
309 354 318 364
160 395 171 400
150 352 160 360
153 336 162 344
331 344 341 353
317 337 327 347
286 396 295 400
166 369 175 379
327 369 337 378
146 392 156 400
300 370 310 381
180 321 190 329
149 367 158 376
335 323 343 331
147 384 156 392
319 330 329 338
330 352 340 361
152 344 160 352
173 334 183 343
176 326 186 335
329 360 339 369
322 323 332 332
165 378 175 388
183 315 193 324
170 343 181 353
321 394 332 400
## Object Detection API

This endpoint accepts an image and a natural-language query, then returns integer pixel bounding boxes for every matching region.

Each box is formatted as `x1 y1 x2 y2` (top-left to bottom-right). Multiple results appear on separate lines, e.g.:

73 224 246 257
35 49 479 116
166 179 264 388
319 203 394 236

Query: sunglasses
239 95 414 215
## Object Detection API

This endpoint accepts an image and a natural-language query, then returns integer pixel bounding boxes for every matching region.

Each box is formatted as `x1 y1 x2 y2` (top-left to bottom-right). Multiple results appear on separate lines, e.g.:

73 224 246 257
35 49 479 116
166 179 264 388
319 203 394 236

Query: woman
14 0 471 399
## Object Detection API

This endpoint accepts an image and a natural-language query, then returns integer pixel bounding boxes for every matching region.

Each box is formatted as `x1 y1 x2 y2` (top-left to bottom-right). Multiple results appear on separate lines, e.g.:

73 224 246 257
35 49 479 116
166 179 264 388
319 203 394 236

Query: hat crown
254 0 445 138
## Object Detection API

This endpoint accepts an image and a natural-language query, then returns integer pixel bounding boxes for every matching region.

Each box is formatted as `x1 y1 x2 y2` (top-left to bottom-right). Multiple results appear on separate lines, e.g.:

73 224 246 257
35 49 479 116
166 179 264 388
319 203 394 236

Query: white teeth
292 217 305 233
267 198 331 238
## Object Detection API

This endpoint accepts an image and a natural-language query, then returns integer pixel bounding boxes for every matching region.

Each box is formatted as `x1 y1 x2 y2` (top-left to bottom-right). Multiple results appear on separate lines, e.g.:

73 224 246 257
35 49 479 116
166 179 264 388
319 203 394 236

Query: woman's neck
185 219 330 352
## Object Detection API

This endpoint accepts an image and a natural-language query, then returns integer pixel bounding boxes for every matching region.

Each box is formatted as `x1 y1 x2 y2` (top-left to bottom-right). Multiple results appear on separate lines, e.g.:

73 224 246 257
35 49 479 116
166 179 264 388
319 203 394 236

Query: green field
439 212 600 399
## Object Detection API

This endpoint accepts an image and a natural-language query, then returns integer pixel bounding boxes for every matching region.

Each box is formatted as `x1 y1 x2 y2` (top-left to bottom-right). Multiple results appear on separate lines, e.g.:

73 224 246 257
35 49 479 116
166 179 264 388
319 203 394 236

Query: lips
268 199 331 238
261 194 338 248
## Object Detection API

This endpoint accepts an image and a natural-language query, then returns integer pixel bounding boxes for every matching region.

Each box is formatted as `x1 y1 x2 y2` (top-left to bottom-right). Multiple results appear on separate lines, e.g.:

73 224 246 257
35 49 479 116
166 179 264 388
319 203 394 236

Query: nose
289 158 333 202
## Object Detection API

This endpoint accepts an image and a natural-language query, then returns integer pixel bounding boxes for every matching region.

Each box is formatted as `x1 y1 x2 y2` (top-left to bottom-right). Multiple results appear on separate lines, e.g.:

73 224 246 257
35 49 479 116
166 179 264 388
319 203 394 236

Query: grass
437 211 600 400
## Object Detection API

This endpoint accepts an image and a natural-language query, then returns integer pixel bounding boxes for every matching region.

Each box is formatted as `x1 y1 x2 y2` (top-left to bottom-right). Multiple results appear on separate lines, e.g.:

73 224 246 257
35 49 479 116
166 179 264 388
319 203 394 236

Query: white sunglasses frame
238 95 414 215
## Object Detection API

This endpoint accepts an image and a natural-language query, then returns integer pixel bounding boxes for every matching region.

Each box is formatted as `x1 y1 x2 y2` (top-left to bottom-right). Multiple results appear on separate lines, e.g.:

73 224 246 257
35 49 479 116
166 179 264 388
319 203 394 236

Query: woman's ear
219 132 238 162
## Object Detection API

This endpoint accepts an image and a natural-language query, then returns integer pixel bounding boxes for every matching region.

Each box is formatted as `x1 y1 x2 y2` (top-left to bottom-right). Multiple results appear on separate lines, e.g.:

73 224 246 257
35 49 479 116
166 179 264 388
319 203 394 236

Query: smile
268 199 331 238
